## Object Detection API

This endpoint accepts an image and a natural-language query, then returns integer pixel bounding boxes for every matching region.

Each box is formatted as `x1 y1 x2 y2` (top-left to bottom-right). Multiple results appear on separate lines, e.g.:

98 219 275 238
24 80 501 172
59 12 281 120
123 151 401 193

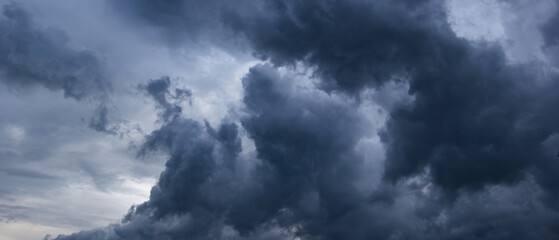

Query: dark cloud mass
108 0 559 193
541 1 559 65
45 0 559 239
541 3 559 47
223 0 449 93
219 0 559 193
50 64 372 239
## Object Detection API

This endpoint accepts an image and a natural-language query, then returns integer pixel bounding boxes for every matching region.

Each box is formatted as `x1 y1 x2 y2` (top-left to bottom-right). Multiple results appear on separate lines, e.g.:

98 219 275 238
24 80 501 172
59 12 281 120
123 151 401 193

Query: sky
0 0 558 239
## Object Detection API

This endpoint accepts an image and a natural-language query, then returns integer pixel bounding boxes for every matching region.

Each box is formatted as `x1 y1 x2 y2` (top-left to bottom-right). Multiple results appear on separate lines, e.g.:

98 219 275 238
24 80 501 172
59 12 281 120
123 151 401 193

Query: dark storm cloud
541 4 559 47
540 0 559 65
528 3 559 203
51 64 372 239
224 0 559 196
51 64 559 240
109 0 559 193
229 65 368 236
50 0 559 239
50 73 237 239
223 0 449 93
221 0 559 192
382 45 553 191
110 0 448 93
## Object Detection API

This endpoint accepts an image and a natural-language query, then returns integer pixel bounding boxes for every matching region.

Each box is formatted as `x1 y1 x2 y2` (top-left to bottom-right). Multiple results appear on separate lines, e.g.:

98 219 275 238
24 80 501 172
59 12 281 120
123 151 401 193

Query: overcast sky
0 0 558 240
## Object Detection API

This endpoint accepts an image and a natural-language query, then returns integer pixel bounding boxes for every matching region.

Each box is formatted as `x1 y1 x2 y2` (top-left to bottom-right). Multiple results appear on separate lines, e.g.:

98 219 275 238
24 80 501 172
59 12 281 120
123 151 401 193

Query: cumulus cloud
50 63 369 239
46 0 559 239
50 65 559 239
114 0 559 192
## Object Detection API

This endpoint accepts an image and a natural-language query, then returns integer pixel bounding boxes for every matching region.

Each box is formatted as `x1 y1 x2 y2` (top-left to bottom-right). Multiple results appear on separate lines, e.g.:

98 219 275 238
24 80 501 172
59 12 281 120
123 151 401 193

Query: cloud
219 0 559 195
223 0 451 93
50 64 371 239
88 105 115 134
48 0 559 239
0 3 118 134
50 64 559 240
107 0 233 49
113 0 559 194
0 3 110 101
231 65 369 235
541 3 559 48
138 76 192 123
539 0 559 66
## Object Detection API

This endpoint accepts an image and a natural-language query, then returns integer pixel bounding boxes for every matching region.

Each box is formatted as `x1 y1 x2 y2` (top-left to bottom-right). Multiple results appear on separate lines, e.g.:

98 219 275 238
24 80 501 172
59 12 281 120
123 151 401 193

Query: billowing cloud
50 64 371 239
37 0 559 239
219 0 559 194
51 62 559 239
109 0 559 193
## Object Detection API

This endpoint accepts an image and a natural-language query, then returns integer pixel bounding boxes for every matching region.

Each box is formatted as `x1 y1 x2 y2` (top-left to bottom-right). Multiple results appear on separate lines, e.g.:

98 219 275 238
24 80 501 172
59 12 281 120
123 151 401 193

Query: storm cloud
4 0 556 239
107 0 559 193
51 64 559 240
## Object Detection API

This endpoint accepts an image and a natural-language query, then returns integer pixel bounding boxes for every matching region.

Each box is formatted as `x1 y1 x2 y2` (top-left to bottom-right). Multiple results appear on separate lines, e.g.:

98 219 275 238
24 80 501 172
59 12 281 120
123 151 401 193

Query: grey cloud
107 0 232 48
52 60 559 239
88 105 116 134
223 0 450 93
219 0 559 196
539 0 559 65
0 3 110 101
0 3 116 134
230 65 370 236
541 3 559 48
138 76 192 123
48 0 559 239
116 0 559 195
383 45 544 191
112 0 449 93
51 64 372 239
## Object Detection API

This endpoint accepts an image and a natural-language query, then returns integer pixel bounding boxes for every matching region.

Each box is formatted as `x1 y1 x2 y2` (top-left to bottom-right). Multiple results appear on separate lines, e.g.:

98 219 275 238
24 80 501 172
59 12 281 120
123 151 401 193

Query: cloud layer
0 3 109 101
0 0 554 239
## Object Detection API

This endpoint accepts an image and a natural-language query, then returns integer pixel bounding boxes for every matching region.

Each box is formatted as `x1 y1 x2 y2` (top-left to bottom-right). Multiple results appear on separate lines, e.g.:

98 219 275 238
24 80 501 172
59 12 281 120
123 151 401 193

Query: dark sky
1 0 559 239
